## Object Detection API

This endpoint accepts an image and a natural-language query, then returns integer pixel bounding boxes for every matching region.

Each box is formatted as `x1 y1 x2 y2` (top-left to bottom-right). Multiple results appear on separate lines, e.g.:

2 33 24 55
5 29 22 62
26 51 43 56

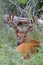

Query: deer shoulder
16 39 40 59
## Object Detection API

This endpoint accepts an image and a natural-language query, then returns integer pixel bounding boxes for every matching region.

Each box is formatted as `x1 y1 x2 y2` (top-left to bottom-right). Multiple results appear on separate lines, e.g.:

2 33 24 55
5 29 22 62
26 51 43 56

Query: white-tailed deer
4 13 40 59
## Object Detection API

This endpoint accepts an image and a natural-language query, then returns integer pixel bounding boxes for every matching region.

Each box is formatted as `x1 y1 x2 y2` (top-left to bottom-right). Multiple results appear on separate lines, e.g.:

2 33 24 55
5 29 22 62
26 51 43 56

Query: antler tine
4 13 22 31
25 16 36 33
10 21 22 31
24 24 33 34
4 13 34 35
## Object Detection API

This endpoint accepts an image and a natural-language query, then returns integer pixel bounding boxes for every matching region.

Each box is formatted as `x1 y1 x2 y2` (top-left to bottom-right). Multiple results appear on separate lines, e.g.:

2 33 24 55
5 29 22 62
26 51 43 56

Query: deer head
4 13 34 45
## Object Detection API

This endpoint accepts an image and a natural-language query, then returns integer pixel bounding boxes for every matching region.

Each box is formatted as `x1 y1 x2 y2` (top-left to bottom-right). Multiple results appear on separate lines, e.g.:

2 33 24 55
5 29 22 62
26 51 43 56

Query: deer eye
24 35 26 37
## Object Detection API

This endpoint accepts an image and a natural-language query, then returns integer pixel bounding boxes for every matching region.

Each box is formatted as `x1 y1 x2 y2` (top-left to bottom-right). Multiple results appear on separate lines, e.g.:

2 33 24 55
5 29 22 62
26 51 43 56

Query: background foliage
0 0 43 65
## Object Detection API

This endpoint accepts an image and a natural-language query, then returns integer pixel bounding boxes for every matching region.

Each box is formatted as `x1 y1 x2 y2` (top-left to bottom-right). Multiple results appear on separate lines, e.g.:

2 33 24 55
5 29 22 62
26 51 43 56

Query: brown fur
16 39 40 59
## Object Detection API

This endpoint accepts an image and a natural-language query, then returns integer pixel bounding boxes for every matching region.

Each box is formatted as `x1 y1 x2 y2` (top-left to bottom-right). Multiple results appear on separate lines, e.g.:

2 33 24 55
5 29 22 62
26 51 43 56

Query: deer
16 26 40 59
4 13 40 59
15 22 40 59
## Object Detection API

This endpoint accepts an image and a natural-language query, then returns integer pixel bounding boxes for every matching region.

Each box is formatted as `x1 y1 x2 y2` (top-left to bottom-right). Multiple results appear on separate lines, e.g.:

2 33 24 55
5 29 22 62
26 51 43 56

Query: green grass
0 4 43 65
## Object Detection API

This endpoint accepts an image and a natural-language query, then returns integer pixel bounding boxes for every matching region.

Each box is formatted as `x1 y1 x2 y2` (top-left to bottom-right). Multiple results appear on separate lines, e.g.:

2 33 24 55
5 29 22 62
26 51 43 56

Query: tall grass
0 1 43 65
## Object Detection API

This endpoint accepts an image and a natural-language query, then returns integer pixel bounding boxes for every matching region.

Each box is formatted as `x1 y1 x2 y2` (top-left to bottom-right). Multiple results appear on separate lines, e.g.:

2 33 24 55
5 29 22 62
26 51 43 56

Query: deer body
16 38 40 59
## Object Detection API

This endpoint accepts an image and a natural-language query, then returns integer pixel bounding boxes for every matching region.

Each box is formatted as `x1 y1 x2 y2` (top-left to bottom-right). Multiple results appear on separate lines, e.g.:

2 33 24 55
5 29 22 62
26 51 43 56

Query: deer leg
24 53 30 59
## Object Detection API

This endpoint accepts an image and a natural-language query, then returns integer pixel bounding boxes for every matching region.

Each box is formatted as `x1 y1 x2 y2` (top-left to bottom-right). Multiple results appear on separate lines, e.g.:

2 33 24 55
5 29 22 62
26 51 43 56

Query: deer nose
17 41 22 45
